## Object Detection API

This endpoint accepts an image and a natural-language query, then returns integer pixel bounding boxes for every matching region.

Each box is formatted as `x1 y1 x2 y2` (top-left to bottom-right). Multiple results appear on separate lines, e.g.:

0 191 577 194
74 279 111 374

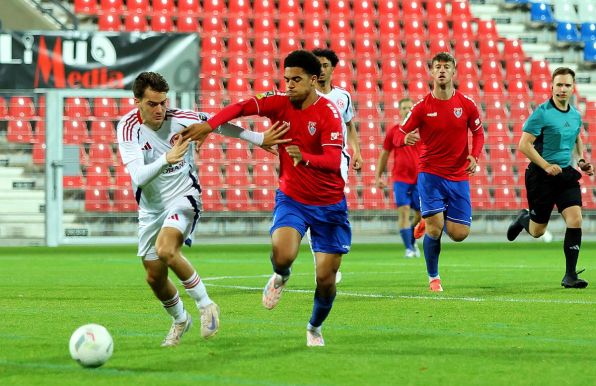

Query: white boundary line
203 275 596 305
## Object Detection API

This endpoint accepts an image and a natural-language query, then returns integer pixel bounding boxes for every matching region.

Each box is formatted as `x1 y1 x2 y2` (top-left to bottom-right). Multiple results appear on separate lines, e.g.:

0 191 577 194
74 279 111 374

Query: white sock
307 323 321 333
182 271 212 308
161 292 187 323
429 275 440 282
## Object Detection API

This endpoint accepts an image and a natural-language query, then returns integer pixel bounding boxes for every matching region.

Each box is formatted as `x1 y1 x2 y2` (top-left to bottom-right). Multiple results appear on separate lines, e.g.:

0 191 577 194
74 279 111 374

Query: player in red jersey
181 50 351 346
375 97 422 258
393 52 485 292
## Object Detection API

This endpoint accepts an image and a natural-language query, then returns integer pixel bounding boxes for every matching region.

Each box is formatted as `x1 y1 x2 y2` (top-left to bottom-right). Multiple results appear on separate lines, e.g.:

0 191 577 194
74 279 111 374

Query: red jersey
383 124 421 184
208 92 345 205
394 90 484 181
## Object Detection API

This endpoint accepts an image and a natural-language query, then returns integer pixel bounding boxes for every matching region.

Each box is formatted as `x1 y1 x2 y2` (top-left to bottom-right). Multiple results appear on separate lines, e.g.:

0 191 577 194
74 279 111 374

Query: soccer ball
69 324 113 368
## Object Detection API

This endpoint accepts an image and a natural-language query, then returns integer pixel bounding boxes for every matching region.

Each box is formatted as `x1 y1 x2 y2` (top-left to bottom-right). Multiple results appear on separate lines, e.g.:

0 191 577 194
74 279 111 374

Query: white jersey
117 108 208 213
317 86 355 182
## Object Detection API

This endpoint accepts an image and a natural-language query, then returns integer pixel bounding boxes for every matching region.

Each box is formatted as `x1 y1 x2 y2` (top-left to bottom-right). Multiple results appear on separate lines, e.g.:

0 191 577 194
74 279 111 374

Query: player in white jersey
312 48 363 284
117 72 289 346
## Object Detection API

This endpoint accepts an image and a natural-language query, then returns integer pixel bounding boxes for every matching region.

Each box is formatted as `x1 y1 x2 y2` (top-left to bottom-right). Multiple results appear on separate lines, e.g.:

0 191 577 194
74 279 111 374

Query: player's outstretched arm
180 122 213 144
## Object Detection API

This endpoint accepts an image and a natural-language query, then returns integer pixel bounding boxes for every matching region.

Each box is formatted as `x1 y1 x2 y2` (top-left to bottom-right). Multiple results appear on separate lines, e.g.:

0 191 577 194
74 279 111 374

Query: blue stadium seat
584 41 596 61
580 23 596 41
530 2 554 23
556 22 581 42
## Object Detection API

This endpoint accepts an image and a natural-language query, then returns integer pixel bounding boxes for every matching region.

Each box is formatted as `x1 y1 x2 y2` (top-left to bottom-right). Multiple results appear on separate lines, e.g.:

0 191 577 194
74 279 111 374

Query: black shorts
524 163 582 224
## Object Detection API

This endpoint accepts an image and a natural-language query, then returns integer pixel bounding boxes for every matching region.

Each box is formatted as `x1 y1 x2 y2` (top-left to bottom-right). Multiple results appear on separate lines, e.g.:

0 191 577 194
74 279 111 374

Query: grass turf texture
0 243 594 386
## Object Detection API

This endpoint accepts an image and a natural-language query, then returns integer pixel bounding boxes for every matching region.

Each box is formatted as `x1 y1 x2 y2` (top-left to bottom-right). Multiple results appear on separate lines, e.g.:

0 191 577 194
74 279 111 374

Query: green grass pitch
0 242 594 386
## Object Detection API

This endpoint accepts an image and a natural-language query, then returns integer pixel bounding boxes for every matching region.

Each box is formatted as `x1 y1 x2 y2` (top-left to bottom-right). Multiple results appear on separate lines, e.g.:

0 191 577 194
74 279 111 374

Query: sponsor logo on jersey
331 132 339 140
256 90 275 99
168 214 179 221
308 121 317 135
454 108 463 118
426 112 437 117
163 160 186 174
141 142 152 150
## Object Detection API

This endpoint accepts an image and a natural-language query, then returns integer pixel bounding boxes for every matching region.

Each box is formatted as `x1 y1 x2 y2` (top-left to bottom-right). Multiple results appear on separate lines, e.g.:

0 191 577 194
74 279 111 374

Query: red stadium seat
353 0 376 16
476 20 499 39
202 188 224 211
278 0 300 16
428 20 450 40
201 77 223 95
484 100 508 124
429 38 451 56
506 60 528 83
227 36 250 55
355 78 380 107
380 37 403 60
402 0 424 18
225 140 251 164
252 187 276 211
403 18 427 39
304 17 327 39
150 15 174 32
7 120 34 143
426 0 448 21
451 19 473 40
225 188 254 211
355 37 378 57
454 39 478 62
405 38 428 60
406 59 427 82
100 0 123 12
227 57 251 78
530 60 551 81
451 0 473 22
119 97 136 115
200 56 224 76
253 0 274 17
126 0 148 14
356 58 380 80
85 164 112 212
90 120 116 143
478 39 500 60
378 17 401 39
32 143 46 165
197 94 223 115
176 16 199 32
227 16 249 36
481 60 504 83
63 120 90 144
201 15 225 38
124 14 148 32
380 57 404 81
253 16 276 37
303 0 327 17
278 18 301 38
470 186 492 210
224 164 251 189
483 79 506 106
509 100 532 125
408 80 429 101
361 186 389 210
113 186 137 212
9 96 36 118
328 0 351 17
253 56 277 78
252 78 276 93
177 0 200 16
329 37 353 59
277 37 301 55
531 79 551 105
202 0 224 14
0 97 7 119
378 0 400 18
88 143 114 165
457 80 481 102
457 59 480 82
63 171 84 190
198 142 224 164
93 97 118 119
492 186 519 210
503 39 526 60
64 97 91 120
74 0 97 14
228 0 250 16
344 186 362 211
329 18 351 39
508 80 531 102
198 163 223 187
152 0 174 14
354 17 377 38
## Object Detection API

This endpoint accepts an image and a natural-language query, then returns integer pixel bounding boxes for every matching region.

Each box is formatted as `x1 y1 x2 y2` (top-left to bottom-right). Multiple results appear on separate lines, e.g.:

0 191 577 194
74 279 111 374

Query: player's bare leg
307 252 342 346
308 229 342 283
155 227 219 339
263 227 301 309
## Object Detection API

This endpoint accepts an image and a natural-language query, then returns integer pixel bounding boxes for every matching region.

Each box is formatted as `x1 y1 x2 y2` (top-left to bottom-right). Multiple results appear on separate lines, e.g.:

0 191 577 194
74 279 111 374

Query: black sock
519 211 530 233
563 228 582 275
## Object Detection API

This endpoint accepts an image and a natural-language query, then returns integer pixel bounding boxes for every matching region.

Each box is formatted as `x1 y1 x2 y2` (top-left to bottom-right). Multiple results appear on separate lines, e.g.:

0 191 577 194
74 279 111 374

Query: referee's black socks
564 228 582 275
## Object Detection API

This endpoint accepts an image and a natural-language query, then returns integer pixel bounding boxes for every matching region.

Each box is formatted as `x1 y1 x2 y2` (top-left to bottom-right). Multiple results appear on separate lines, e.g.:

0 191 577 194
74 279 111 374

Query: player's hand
180 122 213 144
544 163 562 176
465 155 477 175
579 161 594 176
285 145 303 166
260 121 292 156
375 177 386 189
166 134 191 164
404 129 420 146
351 151 363 170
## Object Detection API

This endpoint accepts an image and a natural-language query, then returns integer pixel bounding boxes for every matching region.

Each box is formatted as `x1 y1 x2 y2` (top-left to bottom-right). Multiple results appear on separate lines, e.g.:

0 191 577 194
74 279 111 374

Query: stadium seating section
3 0 594 212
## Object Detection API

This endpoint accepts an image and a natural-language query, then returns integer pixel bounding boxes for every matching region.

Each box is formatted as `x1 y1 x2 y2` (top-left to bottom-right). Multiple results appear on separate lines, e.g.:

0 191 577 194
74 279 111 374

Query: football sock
410 225 416 246
400 228 414 250
563 228 582 275
423 234 441 277
309 288 336 328
161 292 187 323
271 253 291 281
182 271 212 308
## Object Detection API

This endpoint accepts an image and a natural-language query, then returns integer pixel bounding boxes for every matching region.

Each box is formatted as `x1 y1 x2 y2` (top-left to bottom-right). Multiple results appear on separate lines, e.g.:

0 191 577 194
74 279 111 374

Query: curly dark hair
283 50 322 77
311 48 340 67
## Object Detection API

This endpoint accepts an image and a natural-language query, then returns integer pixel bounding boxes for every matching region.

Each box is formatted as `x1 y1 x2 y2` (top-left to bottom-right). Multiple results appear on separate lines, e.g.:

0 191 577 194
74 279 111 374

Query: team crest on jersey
454 108 463 118
336 98 346 110
169 133 180 145
331 132 339 140
308 121 317 135
198 112 209 121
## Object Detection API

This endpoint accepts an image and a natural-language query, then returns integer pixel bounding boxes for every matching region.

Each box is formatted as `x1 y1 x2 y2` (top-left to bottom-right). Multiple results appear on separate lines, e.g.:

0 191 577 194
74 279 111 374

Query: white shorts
137 195 201 260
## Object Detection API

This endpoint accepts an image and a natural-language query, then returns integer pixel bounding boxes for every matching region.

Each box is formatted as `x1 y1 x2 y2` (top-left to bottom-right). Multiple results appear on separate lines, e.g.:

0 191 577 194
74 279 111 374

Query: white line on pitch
205 283 596 305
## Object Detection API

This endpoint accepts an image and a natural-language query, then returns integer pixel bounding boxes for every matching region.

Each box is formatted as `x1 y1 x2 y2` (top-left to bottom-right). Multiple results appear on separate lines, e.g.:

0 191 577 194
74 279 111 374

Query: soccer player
180 50 351 346
393 52 485 292
312 48 362 283
375 97 422 258
117 72 289 346
506 67 593 288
